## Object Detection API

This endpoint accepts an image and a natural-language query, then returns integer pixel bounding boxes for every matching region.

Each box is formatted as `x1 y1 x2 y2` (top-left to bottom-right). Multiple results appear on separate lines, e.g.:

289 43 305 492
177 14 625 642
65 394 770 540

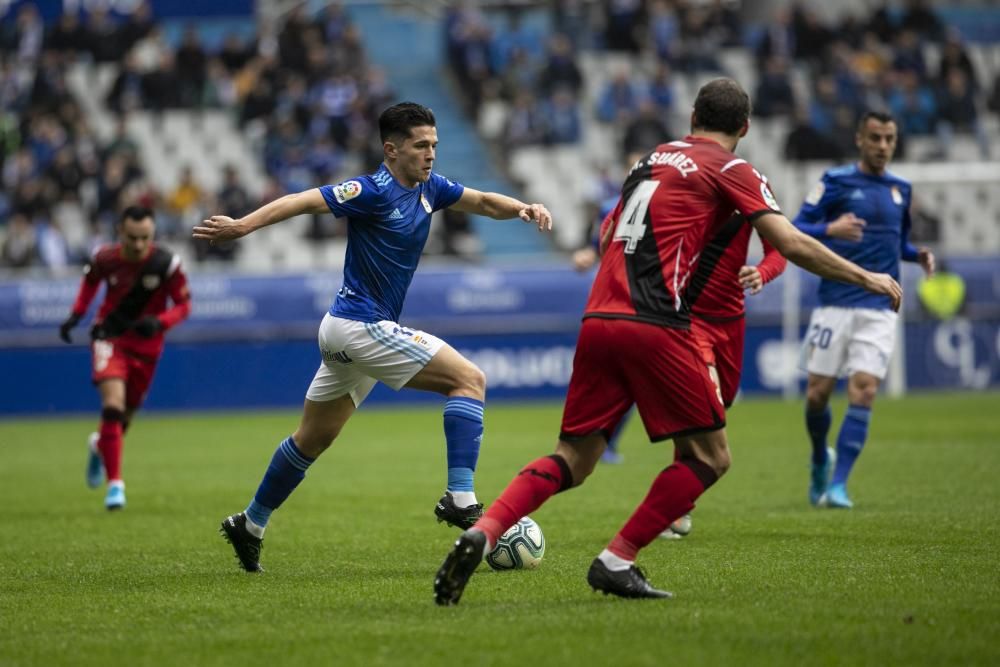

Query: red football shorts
560 317 725 442
91 339 159 409
690 315 746 408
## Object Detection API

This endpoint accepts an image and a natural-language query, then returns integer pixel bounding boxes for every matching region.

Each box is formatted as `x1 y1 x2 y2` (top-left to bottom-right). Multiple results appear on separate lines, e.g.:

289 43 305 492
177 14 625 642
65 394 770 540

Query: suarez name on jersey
587 136 781 328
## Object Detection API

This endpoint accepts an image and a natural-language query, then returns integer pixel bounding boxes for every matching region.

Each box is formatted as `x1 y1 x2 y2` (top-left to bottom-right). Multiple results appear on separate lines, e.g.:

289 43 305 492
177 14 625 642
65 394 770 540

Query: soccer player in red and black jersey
59 206 191 510
434 79 902 604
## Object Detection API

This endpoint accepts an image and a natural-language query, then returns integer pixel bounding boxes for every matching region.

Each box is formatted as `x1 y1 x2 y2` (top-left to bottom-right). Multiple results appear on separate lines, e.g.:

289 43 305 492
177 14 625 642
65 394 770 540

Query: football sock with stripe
444 397 484 507
244 436 315 536
806 405 833 465
608 459 718 561
831 404 871 487
98 407 125 482
474 454 573 548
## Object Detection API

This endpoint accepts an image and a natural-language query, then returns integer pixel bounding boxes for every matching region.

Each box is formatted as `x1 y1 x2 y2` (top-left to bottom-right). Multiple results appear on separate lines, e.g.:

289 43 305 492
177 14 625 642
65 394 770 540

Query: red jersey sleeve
70 249 108 317
756 236 787 285
158 258 192 331
716 159 782 221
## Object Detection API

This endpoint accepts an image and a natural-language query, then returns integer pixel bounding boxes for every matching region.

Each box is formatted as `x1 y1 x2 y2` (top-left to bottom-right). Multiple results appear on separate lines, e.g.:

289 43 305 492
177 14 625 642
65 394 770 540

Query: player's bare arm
193 188 329 242
450 187 552 231
752 212 902 310
917 247 936 276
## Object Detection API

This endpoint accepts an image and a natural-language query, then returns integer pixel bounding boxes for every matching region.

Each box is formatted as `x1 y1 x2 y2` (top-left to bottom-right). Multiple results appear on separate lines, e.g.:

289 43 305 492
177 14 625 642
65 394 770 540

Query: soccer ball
485 517 545 571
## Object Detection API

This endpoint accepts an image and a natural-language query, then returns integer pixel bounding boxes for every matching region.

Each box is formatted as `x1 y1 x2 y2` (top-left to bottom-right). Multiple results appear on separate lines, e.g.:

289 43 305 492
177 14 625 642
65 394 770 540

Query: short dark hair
692 79 751 135
857 110 896 131
120 205 153 224
379 102 436 144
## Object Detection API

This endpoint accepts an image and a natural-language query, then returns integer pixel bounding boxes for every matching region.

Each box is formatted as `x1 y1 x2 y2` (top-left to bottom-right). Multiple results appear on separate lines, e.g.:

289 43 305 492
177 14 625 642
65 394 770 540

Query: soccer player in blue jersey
193 102 552 571
793 111 935 509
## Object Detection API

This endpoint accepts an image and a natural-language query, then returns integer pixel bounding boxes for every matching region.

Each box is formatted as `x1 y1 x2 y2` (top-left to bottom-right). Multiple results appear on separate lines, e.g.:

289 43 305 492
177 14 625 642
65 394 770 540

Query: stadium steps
346 3 552 257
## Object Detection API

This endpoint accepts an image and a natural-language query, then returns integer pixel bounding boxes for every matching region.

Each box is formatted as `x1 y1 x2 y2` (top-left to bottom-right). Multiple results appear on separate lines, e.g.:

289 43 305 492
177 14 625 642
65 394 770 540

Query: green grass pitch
1 392 998 666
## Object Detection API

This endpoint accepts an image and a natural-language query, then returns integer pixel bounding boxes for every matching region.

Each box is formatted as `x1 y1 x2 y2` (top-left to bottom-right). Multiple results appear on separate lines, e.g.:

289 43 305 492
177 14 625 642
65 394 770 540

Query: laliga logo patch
333 180 363 203
805 181 825 205
891 186 903 206
142 274 161 290
761 183 780 211
420 194 432 213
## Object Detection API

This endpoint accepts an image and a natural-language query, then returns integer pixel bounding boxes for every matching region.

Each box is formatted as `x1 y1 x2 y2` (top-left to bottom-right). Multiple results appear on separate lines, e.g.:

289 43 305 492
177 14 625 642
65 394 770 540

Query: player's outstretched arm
193 188 330 242
449 188 552 231
752 212 902 310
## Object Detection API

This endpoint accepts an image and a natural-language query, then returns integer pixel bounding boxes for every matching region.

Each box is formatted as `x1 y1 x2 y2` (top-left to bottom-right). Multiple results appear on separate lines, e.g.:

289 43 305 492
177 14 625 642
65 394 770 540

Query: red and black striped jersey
687 220 787 321
587 135 781 328
71 243 191 356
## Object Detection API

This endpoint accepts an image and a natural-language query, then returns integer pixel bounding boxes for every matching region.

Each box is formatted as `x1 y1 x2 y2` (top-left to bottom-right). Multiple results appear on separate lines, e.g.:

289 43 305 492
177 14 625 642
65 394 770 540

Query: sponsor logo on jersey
387 208 404 220
142 274 161 290
850 188 866 200
805 181 825 205
891 186 903 205
761 183 780 211
333 180 363 203
420 194 432 213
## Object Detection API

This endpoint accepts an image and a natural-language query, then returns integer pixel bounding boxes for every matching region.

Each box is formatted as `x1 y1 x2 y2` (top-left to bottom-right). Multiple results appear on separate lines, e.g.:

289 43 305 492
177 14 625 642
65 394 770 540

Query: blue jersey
588 195 620 250
793 164 919 310
319 163 465 322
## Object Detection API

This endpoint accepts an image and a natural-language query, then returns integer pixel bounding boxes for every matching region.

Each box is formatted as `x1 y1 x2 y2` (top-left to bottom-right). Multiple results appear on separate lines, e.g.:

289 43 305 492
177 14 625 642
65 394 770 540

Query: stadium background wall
2 261 998 415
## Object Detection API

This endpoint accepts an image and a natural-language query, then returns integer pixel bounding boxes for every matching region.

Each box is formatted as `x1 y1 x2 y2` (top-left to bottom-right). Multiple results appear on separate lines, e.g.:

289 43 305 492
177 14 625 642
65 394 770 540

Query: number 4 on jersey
613 180 660 254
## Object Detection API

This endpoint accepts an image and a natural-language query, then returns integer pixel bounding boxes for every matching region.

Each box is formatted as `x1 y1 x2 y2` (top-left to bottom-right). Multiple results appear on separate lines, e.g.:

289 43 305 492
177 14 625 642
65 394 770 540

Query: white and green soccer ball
485 517 545 571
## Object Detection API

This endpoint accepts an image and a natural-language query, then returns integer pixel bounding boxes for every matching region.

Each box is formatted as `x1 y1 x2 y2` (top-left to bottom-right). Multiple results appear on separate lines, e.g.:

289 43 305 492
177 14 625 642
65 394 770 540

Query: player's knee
712 447 732 477
849 381 878 407
292 427 339 458
805 385 831 411
457 363 486 399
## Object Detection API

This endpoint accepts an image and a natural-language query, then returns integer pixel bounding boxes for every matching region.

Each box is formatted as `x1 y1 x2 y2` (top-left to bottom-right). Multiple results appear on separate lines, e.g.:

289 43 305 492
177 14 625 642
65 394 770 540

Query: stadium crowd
0 2 406 272
3 1 1000 273
447 0 999 164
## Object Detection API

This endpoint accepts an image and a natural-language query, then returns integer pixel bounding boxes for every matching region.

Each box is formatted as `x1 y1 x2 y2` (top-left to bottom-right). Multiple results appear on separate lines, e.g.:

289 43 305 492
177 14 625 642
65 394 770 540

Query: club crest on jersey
891 186 903 205
420 194 432 213
761 183 780 211
805 181 824 205
142 274 161 290
333 180 363 203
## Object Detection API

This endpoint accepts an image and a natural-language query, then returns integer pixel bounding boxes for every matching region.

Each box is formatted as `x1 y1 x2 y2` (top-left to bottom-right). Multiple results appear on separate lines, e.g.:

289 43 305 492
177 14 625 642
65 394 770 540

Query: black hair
378 102 436 144
692 78 751 135
857 110 896 131
120 205 154 224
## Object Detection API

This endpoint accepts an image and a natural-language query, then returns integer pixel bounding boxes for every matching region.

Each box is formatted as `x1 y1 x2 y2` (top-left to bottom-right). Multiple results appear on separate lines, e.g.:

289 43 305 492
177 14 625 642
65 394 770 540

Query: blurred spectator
623 99 671 157
106 53 146 114
597 68 640 124
165 165 204 238
756 7 795 68
936 31 978 91
936 69 991 159
36 218 70 271
544 89 582 145
175 25 208 107
537 34 583 98
784 107 846 162
891 30 927 80
604 0 644 53
504 91 547 148
888 70 937 137
646 62 676 117
753 57 796 118
2 213 37 268
900 0 944 42
647 0 679 64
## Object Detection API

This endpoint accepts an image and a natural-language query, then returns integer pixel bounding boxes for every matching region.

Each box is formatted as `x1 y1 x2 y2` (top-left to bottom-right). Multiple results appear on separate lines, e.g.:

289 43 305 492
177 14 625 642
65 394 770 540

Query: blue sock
831 404 871 487
245 436 315 528
806 405 833 465
444 397 484 492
